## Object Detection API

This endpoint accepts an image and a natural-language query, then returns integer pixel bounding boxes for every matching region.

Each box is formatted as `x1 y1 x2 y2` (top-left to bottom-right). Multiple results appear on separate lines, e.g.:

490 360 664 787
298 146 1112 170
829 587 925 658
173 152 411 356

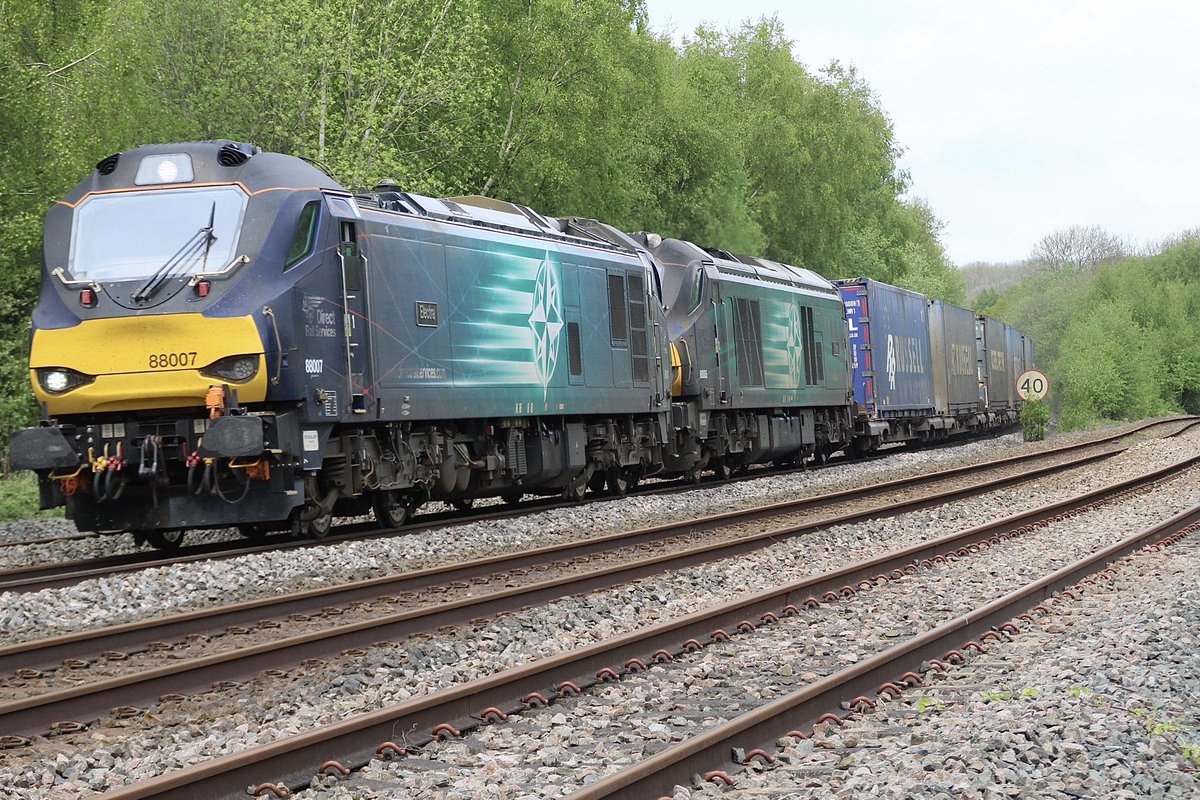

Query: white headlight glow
134 153 194 185
43 370 69 393
156 159 179 183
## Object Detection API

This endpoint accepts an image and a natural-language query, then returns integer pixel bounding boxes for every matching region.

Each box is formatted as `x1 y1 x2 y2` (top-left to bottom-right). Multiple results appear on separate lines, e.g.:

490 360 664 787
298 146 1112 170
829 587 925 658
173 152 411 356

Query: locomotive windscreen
68 185 247 281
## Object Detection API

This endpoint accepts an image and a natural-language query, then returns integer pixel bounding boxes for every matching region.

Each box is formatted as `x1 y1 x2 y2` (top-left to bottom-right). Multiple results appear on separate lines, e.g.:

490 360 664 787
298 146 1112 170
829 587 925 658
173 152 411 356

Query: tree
973 287 1001 313
141 0 492 192
1029 225 1127 274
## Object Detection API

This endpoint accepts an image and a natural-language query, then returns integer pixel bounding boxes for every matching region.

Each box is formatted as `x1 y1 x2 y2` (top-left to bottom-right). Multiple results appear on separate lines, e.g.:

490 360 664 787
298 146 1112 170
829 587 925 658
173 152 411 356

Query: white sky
642 0 1200 265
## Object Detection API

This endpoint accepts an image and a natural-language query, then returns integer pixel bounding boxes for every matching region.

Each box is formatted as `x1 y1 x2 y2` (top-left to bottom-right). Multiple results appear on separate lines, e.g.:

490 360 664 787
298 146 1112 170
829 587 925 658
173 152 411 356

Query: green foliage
989 237 1200 431
0 472 63 522
1020 398 1050 441
982 687 1039 702
973 286 1001 313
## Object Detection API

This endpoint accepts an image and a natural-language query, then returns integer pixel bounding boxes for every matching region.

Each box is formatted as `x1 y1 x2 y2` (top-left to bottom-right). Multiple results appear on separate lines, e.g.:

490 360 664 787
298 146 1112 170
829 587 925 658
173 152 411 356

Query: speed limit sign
1016 369 1049 400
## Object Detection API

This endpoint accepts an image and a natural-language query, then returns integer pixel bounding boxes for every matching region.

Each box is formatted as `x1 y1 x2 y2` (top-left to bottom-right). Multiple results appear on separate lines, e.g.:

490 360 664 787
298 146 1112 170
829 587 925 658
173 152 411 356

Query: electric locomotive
632 237 855 473
11 141 685 545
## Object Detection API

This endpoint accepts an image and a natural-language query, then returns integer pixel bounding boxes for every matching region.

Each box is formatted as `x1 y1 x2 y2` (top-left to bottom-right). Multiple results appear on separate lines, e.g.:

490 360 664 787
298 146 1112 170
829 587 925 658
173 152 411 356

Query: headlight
37 367 95 394
134 153 194 185
201 355 260 383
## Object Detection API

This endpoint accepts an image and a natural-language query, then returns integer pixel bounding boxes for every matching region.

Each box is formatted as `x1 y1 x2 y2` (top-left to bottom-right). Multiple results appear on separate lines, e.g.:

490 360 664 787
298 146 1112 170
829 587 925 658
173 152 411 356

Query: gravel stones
303 466 1200 798
717 533 1200 800
1 420 1197 799
0 425 1169 642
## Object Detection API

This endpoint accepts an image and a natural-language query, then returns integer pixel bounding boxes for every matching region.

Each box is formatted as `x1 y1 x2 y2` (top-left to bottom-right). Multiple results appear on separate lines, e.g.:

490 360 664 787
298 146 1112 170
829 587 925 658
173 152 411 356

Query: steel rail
0 445 1191 738
61 453 1200 800
0 530 97 550
0 426 1144 674
0 417 1187 593
0 440 1167 735
571 503 1200 798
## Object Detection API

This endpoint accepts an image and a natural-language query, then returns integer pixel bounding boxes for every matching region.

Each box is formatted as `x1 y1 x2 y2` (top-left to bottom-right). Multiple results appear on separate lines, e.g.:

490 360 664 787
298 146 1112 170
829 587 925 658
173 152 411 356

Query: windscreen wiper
132 202 217 302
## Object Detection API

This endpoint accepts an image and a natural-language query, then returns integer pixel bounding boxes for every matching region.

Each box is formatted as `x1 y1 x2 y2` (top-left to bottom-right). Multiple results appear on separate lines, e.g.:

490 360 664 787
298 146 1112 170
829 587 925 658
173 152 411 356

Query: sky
641 0 1200 265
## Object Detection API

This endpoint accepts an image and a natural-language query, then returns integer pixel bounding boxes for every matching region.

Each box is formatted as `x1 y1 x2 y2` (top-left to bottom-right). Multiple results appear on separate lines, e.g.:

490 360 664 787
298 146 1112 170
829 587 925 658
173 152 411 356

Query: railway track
569 499 1200 798
0 418 1186 595
0 438 1152 719
0 424 1158 677
0 423 1192 738
63 434 1200 799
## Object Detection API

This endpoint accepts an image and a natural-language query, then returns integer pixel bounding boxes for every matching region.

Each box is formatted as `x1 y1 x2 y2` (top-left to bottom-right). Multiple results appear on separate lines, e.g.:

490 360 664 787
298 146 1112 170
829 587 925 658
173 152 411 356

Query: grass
0 472 64 523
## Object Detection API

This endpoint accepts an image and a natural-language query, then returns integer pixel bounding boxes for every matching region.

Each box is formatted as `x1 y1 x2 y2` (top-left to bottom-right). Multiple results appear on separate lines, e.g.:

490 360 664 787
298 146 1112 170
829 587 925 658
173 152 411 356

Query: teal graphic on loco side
760 298 806 389
529 257 563 391
449 250 563 389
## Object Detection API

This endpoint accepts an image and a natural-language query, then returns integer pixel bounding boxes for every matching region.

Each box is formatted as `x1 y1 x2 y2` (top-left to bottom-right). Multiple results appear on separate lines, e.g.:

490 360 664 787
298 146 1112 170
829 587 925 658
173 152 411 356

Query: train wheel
564 479 587 503
501 491 523 505
607 467 629 497
146 530 185 550
683 466 702 485
450 499 475 511
587 471 608 494
372 491 409 529
306 510 333 539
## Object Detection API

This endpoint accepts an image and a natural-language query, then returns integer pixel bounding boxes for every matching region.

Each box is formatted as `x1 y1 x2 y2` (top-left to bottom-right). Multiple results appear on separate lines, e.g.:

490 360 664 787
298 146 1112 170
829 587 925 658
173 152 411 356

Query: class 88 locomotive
9 142 1016 547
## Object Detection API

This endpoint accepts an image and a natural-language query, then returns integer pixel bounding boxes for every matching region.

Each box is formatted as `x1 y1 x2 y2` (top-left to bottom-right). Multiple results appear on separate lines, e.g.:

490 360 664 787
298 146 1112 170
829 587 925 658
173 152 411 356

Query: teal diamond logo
529 258 563 391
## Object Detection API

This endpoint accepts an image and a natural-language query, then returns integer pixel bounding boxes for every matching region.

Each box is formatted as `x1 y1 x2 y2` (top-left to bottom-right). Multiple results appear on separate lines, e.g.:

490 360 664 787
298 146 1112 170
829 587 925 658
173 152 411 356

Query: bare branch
40 47 102 78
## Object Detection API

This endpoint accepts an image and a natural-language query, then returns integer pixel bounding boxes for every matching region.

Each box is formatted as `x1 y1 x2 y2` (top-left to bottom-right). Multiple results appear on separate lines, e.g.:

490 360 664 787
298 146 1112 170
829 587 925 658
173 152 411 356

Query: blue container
836 278 935 418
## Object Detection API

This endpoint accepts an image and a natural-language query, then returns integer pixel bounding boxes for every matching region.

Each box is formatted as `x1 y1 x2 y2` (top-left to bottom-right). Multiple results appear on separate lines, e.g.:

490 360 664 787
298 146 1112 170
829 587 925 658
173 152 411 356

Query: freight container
836 278 935 418
928 299 980 415
976 315 1012 411
1006 325 1028 404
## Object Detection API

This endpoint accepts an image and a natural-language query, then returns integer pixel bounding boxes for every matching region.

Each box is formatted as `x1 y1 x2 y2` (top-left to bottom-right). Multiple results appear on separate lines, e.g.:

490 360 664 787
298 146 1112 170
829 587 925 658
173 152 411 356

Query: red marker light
195 280 210 298
80 288 96 308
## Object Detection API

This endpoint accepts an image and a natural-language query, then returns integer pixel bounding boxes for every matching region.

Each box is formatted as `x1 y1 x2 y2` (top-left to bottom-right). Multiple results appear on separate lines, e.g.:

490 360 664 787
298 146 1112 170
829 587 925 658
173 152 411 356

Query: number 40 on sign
1017 369 1049 401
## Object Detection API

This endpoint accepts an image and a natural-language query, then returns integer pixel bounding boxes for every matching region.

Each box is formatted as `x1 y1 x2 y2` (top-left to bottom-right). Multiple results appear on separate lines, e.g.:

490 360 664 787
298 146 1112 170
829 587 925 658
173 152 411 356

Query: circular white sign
1016 369 1049 401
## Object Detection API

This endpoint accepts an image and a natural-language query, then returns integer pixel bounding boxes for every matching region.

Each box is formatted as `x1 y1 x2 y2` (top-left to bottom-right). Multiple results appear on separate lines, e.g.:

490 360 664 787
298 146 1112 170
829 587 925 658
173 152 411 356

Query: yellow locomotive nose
30 313 267 414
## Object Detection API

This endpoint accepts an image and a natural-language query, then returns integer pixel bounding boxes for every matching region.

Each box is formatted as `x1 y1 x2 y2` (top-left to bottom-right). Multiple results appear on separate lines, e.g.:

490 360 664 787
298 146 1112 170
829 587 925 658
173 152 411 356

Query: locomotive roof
356 189 636 256
61 141 341 204
650 238 839 297
724 252 838 296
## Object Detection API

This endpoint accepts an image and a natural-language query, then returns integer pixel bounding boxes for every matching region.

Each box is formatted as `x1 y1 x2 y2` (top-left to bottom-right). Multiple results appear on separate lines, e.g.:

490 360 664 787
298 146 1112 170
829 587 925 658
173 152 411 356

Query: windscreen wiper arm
132 202 217 302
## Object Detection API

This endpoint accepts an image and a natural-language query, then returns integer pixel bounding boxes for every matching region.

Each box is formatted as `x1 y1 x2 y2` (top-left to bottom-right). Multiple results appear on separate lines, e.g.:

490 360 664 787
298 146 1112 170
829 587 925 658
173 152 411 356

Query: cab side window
285 201 320 268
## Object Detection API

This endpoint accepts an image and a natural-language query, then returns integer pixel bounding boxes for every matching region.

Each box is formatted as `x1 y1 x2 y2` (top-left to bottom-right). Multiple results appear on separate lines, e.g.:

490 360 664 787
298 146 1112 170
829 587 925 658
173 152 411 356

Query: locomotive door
637 253 669 408
710 279 730 405
338 215 369 417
